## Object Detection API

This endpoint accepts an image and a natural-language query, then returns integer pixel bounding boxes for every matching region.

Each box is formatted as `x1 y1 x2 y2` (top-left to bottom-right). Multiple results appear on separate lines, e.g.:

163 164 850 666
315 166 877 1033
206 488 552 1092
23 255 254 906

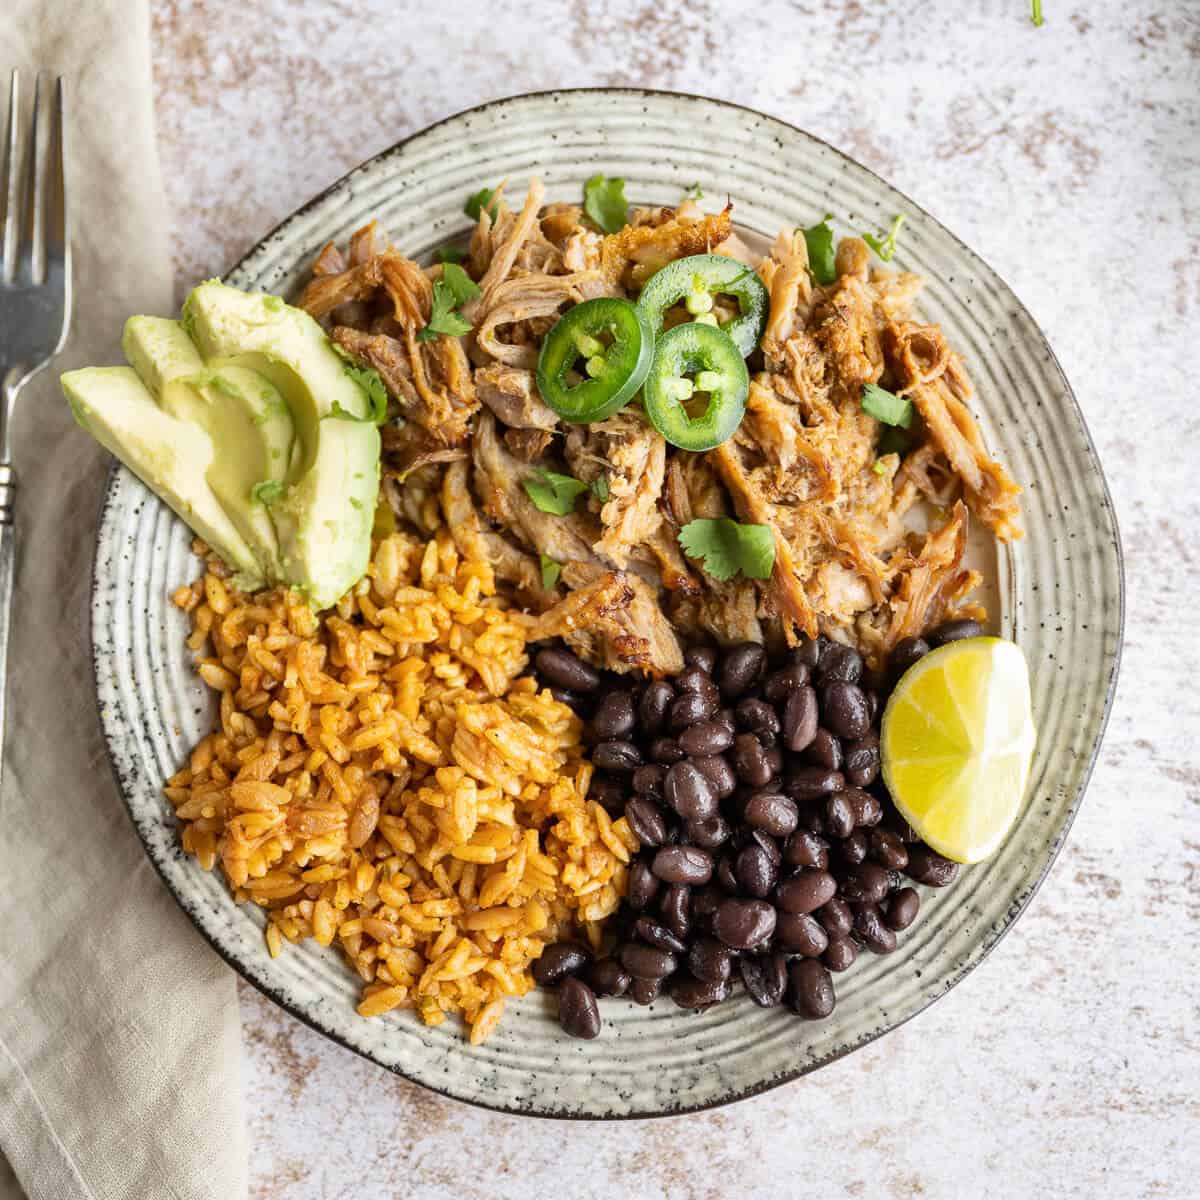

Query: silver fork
0 70 71 789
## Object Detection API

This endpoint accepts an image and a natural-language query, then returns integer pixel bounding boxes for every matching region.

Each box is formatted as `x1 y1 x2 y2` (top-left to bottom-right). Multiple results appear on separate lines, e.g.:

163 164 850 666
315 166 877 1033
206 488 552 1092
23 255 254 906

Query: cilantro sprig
464 186 498 221
434 245 465 264
591 474 610 503
861 383 913 428
417 262 480 343
540 554 563 590
584 174 630 234
522 469 589 516
863 213 907 262
678 518 775 583
801 214 837 286
1030 1 1044 27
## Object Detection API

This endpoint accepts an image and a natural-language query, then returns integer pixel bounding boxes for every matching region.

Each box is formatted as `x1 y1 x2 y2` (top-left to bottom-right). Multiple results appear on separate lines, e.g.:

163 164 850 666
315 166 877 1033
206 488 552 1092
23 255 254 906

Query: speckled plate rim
90 87 1124 1119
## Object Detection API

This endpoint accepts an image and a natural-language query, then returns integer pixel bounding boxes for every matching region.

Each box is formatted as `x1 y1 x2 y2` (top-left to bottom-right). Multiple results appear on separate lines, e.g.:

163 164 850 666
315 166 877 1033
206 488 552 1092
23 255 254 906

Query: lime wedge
881 638 1036 864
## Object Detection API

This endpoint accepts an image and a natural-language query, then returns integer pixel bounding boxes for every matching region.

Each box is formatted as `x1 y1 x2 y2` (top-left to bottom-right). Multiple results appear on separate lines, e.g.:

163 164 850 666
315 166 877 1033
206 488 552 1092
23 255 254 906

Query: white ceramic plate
92 90 1123 1117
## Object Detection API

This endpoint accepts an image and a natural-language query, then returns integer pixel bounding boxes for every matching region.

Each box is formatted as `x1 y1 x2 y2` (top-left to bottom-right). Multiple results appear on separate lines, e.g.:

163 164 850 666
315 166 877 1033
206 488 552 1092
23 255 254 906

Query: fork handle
0 464 13 791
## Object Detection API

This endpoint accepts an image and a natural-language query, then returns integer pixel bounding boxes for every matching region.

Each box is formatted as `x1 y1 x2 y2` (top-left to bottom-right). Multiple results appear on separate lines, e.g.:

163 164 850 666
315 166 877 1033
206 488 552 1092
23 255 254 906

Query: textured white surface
148 1 1199 1196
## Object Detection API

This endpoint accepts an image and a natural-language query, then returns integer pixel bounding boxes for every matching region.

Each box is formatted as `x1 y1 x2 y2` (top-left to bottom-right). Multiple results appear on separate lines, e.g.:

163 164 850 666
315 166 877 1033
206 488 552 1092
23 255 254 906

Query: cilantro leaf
861 383 914 428
862 213 907 263
801 214 837 286
878 426 911 457
464 187 497 220
522 470 589 516
684 182 704 202
434 245 465 264
439 262 481 306
251 480 285 506
417 267 479 343
540 554 562 590
678 518 776 583
584 174 630 234
1030 0 1044 27
591 474 610 503
343 363 389 424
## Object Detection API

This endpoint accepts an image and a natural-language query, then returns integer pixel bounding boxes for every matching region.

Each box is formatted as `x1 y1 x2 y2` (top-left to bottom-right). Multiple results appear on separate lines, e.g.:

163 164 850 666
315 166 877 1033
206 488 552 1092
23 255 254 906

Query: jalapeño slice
536 298 655 424
643 322 749 452
637 253 769 357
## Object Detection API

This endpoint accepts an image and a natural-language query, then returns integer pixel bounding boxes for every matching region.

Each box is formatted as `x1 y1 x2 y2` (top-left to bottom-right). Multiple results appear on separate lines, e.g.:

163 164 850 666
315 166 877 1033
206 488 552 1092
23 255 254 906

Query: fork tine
1 70 18 283
43 77 67 273
15 72 44 284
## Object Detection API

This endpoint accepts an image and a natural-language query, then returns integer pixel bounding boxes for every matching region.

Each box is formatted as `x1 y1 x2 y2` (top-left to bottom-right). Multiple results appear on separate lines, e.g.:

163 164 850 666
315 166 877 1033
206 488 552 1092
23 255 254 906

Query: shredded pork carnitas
300 181 1021 673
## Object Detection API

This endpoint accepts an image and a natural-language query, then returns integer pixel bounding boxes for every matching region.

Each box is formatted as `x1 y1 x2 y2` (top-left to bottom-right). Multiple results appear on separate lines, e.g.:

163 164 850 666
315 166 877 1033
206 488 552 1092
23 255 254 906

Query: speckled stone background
143 2 1197 1197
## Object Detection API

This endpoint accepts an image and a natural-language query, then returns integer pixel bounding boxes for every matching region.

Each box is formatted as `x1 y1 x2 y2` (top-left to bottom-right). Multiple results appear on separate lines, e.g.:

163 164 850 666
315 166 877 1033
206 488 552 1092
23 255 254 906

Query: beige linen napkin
0 4 247 1198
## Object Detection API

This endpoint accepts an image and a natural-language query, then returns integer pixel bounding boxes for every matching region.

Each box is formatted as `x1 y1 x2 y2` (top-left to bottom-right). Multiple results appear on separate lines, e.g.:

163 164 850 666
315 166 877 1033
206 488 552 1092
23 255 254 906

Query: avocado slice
62 367 264 590
161 366 296 580
122 316 205 398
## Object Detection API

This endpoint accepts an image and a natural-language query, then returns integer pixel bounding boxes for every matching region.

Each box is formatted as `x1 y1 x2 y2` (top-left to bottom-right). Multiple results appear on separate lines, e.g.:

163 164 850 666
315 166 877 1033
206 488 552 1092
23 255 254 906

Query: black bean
632 764 666 798
684 645 719 673
688 936 734 983
731 732 772 787
776 868 838 914
803 728 843 771
905 845 961 888
775 911 829 957
558 977 601 1039
885 887 921 931
783 685 820 752
536 647 602 693
664 761 718 823
792 636 822 669
651 844 714 885
817 896 854 937
619 942 678 980
864 689 881 726
788 958 835 1019
627 861 659 911
882 807 921 843
691 885 724 925
533 941 593 987
824 792 855 839
784 830 830 869
660 883 692 939
550 688 587 711
592 739 642 772
795 804 826 835
589 958 631 997
743 792 799 838
713 898 777 950
817 643 864 685
839 861 891 904
588 775 626 815
671 973 732 1009
823 935 859 973
591 691 636 740
719 642 766 698
819 681 871 739
739 952 788 1007
747 827 782 867
649 736 685 764
928 618 984 647
786 765 845 801
676 666 719 701
690 754 736 799
735 697 779 737
687 816 732 850
844 787 883 828
639 680 675 736
628 975 662 1005
853 902 898 954
735 844 778 898
634 916 688 955
843 732 880 788
679 720 734 757
837 828 869 866
890 636 930 676
764 662 810 703
868 829 909 870
669 689 718 731
624 798 666 847
716 854 739 893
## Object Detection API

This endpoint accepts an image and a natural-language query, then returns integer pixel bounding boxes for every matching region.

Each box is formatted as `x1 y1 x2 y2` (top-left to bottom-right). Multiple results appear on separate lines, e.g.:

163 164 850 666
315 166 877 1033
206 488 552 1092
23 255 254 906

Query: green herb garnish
684 183 704 202
1030 0 1044 27
522 470 589 516
251 480 285 506
464 187 497 221
678 517 775 583
872 460 889 476
878 426 911 457
343 363 389 424
417 263 480 343
863 214 906 263
591 474 610 503
540 554 562 590
861 383 914 428
801 214 837 286
434 246 465 264
584 174 630 234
